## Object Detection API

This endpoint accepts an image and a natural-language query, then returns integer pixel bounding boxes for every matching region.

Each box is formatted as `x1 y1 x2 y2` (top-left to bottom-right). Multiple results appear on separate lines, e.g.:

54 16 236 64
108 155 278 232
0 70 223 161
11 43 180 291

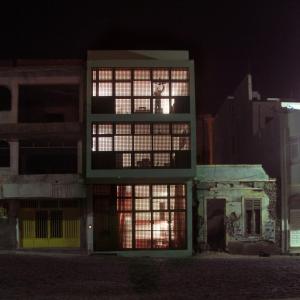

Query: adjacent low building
195 165 279 254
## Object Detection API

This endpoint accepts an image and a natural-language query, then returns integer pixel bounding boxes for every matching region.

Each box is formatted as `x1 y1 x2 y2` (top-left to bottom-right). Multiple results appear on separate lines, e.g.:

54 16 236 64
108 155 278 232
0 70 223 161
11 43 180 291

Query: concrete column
77 140 82 174
86 185 94 253
10 141 18 175
10 79 18 123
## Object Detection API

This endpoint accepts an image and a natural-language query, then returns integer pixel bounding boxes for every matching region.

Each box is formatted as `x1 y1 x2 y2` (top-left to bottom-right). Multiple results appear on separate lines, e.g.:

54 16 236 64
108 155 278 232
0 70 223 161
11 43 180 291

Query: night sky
0 1 300 114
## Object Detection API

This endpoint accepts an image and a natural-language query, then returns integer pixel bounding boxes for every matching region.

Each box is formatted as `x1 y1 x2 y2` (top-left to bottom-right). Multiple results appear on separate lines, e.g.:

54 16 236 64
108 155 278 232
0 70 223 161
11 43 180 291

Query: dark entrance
207 199 225 251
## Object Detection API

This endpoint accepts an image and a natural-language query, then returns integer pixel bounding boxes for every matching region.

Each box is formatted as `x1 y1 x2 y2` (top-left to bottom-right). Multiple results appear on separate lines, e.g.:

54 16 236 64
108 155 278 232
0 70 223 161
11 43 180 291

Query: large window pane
114 136 132 151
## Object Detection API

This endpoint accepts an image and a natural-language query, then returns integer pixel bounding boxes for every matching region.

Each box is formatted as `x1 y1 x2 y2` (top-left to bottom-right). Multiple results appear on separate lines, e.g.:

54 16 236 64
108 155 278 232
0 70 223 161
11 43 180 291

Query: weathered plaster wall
196 181 277 250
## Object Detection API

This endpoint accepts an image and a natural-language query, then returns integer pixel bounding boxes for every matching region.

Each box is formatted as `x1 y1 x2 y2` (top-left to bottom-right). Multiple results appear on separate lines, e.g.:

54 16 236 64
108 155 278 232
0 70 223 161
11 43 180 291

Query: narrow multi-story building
85 51 196 255
0 60 85 250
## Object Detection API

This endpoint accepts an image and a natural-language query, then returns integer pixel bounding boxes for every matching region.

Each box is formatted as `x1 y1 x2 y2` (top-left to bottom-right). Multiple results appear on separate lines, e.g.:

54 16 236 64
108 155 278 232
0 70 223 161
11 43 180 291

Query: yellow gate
20 200 81 248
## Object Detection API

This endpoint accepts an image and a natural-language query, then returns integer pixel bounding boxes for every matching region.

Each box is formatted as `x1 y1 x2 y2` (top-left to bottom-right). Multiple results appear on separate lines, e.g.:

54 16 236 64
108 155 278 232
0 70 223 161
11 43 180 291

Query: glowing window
115 99 131 114
135 198 150 211
171 69 189 80
173 137 190 150
172 123 190 134
115 82 131 96
134 70 150 80
115 70 131 80
153 69 169 80
153 136 171 151
171 82 189 96
152 185 168 197
153 124 170 134
98 137 112 151
98 124 113 135
135 185 150 197
134 136 152 151
116 124 131 134
114 136 132 151
98 82 113 96
154 153 170 167
134 124 151 135
134 98 150 112
135 153 151 168
153 82 169 96
133 81 151 96
98 70 112 80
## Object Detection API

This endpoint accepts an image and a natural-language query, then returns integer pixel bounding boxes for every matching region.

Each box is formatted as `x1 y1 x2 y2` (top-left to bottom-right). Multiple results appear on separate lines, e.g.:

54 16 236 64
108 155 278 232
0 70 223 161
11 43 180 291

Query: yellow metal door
20 207 80 248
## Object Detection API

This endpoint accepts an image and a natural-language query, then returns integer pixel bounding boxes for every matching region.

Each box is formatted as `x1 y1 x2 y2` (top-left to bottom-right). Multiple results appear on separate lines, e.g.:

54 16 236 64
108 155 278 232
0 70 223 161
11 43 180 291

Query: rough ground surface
1 251 300 299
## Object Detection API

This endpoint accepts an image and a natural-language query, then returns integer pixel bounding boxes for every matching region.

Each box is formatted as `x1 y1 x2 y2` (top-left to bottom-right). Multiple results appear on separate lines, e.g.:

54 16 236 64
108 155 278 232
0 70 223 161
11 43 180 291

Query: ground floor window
93 184 187 250
245 199 261 235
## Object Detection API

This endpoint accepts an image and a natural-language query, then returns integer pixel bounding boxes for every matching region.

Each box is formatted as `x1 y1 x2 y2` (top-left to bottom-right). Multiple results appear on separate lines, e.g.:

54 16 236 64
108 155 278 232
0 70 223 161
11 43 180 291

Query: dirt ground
1 251 300 299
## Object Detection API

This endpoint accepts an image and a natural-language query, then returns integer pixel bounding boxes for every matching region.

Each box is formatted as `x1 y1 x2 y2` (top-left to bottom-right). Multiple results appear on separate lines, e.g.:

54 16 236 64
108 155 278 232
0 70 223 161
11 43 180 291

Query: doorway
206 199 226 251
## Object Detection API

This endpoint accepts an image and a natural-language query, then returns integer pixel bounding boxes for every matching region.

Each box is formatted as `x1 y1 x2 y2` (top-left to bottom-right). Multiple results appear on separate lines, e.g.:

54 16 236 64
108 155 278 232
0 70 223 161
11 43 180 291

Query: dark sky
0 1 300 114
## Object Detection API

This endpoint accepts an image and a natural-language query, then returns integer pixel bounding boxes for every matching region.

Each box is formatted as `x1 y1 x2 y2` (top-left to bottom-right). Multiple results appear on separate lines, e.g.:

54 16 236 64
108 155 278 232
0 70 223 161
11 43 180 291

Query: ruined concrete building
195 165 278 254
0 59 85 249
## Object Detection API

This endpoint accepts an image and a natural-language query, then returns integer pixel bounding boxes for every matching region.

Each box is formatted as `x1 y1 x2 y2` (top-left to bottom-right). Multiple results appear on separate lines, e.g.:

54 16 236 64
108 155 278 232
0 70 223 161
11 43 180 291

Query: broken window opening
0 141 10 167
0 86 11 111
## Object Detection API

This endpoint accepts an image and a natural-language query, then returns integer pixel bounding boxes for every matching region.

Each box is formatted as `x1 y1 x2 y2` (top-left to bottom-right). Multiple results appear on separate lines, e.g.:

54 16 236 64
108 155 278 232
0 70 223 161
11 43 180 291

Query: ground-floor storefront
86 182 193 256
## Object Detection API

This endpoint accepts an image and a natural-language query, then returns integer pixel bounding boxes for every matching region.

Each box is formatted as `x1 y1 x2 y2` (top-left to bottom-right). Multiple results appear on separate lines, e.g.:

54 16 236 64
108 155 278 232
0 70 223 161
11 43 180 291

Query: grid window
116 124 131 134
92 82 97 96
153 98 170 114
92 71 97 81
152 198 168 210
98 82 113 96
134 81 151 96
152 185 168 197
91 123 191 169
171 69 189 80
94 184 187 250
134 136 152 151
98 124 113 135
135 185 150 197
117 185 132 211
98 137 113 151
170 185 185 197
115 82 131 96
114 136 132 151
153 82 169 96
153 124 170 134
134 70 150 80
173 137 190 150
92 124 97 135
115 69 131 80
134 124 151 135
134 98 151 112
171 82 189 96
135 153 151 168
91 67 190 115
92 137 96 152
98 69 113 80
135 198 150 211
153 136 171 151
153 69 169 80
172 123 190 135
170 197 186 210
115 98 131 114
154 153 170 167
116 153 131 168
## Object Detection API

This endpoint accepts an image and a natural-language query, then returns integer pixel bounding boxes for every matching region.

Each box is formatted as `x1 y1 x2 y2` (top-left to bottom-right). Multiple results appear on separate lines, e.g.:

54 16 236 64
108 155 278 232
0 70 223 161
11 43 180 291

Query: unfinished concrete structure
195 165 278 254
0 60 86 249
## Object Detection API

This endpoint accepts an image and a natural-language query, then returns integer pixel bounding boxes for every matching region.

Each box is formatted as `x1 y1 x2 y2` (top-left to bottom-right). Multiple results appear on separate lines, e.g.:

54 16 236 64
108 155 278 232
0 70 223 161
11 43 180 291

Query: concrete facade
0 61 86 250
214 74 300 253
85 51 196 256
